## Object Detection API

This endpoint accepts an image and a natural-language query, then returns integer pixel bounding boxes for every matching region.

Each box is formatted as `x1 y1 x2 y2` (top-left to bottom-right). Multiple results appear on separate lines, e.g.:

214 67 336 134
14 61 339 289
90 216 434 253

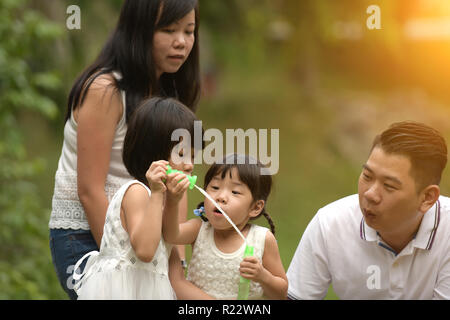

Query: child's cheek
203 201 214 216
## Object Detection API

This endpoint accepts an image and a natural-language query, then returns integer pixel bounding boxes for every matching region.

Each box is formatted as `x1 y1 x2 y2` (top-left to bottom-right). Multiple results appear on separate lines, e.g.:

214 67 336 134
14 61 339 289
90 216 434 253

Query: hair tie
193 206 205 217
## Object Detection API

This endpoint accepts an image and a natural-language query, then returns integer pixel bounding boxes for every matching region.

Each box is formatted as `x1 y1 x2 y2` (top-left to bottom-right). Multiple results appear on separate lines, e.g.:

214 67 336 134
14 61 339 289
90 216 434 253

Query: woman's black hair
65 0 200 123
197 154 276 235
122 97 198 186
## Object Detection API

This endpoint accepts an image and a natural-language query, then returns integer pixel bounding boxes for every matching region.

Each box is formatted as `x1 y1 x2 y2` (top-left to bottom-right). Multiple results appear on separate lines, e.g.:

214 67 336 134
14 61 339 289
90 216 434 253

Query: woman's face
152 9 196 78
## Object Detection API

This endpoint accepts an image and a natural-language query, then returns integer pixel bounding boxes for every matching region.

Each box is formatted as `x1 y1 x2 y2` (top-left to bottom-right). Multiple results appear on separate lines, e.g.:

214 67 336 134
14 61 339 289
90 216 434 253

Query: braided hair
195 154 276 235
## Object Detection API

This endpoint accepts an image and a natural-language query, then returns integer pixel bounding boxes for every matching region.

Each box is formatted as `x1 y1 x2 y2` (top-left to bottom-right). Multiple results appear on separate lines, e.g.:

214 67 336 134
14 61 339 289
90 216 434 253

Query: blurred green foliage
0 0 63 298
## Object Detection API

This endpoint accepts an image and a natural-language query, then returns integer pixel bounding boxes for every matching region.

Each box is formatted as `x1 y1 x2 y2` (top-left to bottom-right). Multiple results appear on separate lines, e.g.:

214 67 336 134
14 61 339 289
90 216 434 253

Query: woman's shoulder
75 71 123 122
86 72 119 95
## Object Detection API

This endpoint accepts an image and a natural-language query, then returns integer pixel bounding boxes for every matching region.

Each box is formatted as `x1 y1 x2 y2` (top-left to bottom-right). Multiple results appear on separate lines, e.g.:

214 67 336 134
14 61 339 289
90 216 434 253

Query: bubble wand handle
237 245 254 300
165 165 197 190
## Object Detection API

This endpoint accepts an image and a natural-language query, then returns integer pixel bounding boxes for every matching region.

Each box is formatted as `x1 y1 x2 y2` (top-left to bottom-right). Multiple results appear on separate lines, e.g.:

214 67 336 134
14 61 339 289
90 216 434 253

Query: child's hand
239 256 269 284
165 171 190 202
145 160 169 193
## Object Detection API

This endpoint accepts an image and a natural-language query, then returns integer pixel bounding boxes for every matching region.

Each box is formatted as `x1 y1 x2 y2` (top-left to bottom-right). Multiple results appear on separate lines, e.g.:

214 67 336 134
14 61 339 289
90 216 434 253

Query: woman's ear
419 185 440 214
249 200 265 218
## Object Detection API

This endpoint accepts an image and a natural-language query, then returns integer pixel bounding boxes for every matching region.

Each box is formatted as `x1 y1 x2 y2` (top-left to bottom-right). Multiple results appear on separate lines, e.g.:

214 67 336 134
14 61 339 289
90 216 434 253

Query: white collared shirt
286 194 450 299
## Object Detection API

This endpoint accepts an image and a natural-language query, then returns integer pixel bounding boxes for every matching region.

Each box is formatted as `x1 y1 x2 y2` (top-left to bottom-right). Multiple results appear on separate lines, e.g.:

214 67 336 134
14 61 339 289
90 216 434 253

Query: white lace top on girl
73 180 175 299
49 72 132 230
187 221 268 299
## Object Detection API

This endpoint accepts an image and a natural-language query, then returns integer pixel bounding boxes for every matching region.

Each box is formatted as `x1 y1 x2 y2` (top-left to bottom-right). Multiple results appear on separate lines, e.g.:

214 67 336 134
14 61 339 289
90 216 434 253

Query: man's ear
249 200 265 218
419 185 440 214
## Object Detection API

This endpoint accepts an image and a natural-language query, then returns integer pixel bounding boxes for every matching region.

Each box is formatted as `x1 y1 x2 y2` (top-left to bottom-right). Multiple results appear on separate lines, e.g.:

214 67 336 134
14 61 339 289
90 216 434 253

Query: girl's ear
249 200 265 218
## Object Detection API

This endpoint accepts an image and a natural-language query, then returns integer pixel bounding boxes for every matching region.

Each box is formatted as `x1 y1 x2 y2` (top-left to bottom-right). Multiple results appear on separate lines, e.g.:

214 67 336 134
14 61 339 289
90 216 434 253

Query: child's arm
121 161 167 263
239 231 288 299
175 191 189 263
162 172 201 245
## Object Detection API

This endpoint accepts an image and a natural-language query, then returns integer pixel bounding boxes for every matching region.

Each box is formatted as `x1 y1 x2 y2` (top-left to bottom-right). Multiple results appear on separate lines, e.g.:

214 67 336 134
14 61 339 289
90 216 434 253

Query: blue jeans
49 229 99 300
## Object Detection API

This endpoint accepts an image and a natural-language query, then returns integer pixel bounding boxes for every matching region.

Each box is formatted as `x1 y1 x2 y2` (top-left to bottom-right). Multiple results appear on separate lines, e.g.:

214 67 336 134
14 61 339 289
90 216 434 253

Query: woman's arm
76 74 123 246
239 231 288 299
168 248 214 300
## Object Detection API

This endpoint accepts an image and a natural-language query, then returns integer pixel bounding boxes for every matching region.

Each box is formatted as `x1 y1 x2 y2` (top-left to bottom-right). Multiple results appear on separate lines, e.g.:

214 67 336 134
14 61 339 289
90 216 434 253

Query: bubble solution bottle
237 245 254 300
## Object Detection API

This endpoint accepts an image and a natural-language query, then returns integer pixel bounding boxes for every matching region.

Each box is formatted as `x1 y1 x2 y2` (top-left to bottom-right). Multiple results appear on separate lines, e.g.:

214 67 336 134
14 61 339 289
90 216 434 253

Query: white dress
187 221 268 299
73 180 176 300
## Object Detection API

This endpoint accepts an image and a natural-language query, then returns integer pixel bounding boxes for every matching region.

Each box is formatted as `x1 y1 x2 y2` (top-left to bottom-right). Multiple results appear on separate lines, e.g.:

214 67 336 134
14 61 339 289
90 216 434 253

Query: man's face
358 147 425 236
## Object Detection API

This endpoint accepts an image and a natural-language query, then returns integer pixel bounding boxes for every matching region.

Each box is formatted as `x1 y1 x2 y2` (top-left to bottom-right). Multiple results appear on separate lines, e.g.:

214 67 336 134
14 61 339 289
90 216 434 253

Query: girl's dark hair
65 0 200 123
123 97 198 185
197 154 276 235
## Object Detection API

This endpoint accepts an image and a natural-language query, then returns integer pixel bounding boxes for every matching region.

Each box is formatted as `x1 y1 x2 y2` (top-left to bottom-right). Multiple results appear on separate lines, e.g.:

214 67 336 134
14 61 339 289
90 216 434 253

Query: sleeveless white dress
73 180 176 300
187 221 268 299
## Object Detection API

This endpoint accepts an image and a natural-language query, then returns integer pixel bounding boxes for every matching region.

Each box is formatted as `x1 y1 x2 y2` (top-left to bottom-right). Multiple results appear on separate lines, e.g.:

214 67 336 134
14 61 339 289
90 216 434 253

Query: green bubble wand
165 165 254 300
165 165 197 189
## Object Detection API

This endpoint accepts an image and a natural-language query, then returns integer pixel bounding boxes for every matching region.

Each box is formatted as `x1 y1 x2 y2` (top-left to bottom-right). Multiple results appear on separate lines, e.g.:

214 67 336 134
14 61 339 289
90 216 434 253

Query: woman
49 0 200 299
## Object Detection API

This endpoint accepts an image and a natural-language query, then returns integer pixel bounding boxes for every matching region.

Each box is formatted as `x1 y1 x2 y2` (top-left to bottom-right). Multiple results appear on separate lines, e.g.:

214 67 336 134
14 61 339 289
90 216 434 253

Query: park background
2 0 450 299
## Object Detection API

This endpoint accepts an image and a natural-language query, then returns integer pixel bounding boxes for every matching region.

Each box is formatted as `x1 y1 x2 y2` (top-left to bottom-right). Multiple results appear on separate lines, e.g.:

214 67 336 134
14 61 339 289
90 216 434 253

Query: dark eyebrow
174 22 195 27
362 164 402 185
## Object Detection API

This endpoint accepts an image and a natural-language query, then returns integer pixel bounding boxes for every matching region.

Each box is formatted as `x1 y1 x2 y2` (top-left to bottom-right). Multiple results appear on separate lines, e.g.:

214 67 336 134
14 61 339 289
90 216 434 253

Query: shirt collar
359 200 441 251
414 199 441 250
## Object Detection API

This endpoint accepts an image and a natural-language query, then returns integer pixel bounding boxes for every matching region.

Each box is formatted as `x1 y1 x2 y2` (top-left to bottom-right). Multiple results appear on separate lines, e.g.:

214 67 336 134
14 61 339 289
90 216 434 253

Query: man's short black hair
371 121 448 190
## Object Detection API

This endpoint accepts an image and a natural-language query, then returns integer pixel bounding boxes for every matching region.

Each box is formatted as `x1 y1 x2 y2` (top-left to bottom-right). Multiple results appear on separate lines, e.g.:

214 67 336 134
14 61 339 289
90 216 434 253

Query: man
287 121 450 299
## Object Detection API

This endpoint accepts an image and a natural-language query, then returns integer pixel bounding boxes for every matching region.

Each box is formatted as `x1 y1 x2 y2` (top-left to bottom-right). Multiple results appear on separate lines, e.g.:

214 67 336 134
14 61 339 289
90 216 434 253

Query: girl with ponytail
163 154 288 299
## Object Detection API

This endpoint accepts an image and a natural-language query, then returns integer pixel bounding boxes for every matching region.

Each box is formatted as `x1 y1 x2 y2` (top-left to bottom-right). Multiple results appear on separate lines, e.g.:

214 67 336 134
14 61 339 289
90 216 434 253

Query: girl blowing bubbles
163 154 288 299
72 97 204 299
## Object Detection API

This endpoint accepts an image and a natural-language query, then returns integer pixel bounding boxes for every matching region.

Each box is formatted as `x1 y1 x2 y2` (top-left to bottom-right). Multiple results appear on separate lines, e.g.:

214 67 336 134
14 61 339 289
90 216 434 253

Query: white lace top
187 221 268 299
73 180 175 299
49 72 132 230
